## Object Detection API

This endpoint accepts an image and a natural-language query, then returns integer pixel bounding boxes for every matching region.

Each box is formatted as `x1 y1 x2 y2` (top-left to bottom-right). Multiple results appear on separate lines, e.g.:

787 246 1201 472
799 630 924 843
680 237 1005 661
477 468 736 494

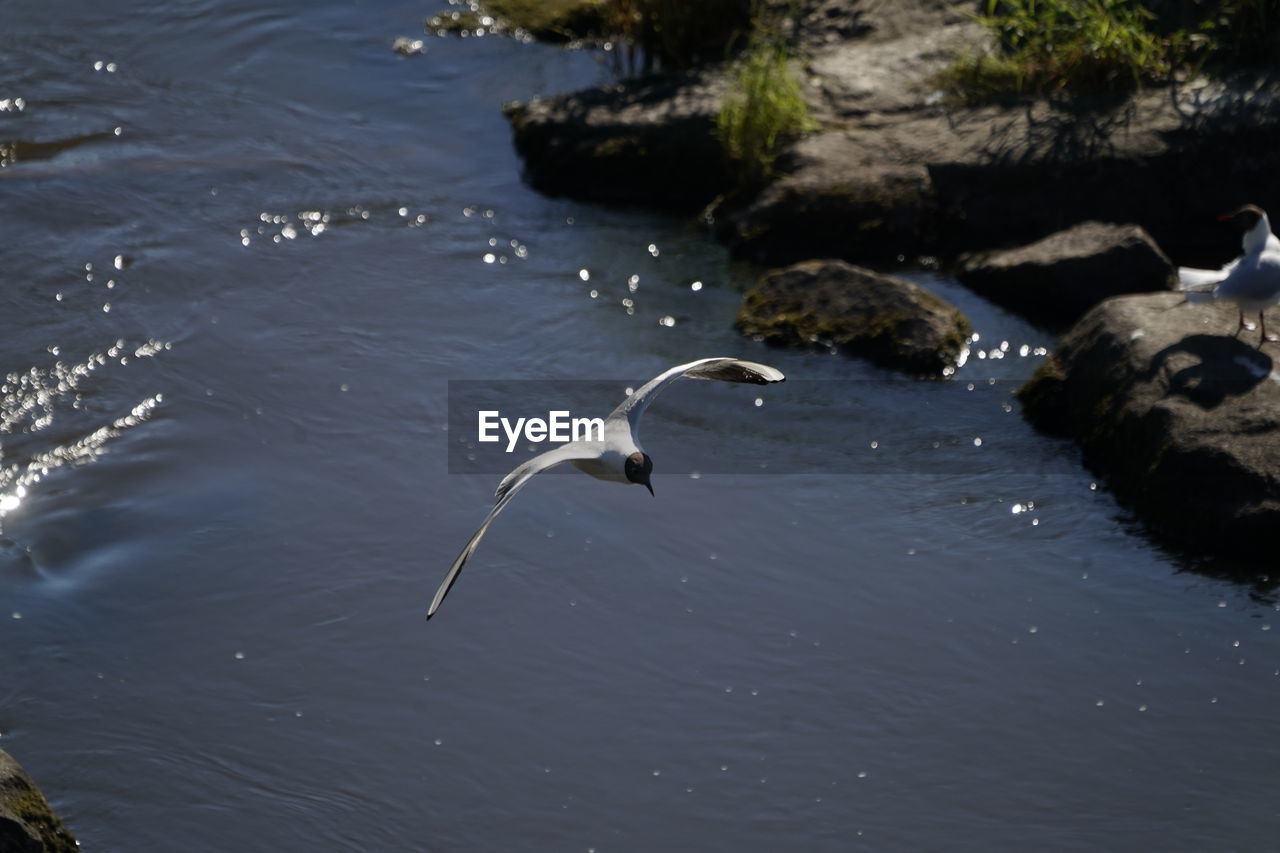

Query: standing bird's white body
1179 204 1280 343
428 357 786 619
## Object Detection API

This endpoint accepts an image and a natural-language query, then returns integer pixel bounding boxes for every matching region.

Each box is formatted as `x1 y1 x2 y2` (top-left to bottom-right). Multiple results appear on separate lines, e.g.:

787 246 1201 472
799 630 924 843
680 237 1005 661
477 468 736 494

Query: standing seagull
1180 204 1280 343
428 357 786 619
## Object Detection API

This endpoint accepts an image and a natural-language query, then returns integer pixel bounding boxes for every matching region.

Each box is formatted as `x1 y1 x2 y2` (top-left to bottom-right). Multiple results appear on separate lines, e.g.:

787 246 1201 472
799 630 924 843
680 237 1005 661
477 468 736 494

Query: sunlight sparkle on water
0 342 169 527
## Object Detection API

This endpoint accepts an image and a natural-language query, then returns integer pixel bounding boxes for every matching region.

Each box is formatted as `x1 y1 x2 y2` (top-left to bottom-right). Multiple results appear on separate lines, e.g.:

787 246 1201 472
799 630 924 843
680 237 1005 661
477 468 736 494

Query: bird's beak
644 480 654 497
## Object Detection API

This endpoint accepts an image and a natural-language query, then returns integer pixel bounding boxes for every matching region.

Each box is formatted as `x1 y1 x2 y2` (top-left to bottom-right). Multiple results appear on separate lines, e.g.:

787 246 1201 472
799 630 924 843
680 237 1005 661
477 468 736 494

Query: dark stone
956 221 1177 327
503 72 731 211
713 132 939 267
0 749 77 853
735 259 971 376
1018 292 1280 559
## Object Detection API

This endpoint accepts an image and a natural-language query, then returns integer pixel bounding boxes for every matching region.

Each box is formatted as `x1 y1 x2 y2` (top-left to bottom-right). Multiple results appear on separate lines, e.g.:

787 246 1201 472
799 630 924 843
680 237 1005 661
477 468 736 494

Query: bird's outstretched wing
606 357 785 438
428 443 599 619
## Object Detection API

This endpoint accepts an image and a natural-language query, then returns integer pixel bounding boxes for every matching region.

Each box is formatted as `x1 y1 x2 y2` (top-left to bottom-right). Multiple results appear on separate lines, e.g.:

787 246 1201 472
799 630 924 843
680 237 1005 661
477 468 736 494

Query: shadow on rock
1145 334 1273 408
952 92 1139 170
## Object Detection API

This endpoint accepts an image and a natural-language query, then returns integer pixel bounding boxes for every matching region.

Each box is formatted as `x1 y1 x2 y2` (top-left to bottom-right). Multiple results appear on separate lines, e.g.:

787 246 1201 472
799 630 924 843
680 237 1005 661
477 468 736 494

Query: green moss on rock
736 259 971 376
1015 354 1068 433
0 749 77 853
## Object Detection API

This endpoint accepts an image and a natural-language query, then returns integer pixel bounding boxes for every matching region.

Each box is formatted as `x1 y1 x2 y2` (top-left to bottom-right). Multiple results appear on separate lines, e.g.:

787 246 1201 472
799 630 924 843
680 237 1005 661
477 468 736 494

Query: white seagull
428 357 786 619
1179 204 1280 343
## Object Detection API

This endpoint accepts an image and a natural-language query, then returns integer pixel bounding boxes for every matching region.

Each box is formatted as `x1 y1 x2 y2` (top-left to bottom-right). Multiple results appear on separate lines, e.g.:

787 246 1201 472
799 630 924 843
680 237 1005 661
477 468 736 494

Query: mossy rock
0 749 77 853
1014 354 1068 434
736 259 971 376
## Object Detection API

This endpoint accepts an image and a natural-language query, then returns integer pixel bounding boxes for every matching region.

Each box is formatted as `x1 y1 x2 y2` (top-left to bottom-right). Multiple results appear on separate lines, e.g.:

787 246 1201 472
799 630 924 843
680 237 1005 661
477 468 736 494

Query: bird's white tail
1178 267 1222 303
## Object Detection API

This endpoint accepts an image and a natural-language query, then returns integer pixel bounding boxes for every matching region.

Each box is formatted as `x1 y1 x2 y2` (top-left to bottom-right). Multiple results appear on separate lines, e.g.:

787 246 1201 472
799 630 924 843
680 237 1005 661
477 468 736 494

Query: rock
504 71 731 210
808 21 983 117
0 749 77 853
955 221 1177 327
735 259 971 375
713 130 940 264
1018 292 1280 559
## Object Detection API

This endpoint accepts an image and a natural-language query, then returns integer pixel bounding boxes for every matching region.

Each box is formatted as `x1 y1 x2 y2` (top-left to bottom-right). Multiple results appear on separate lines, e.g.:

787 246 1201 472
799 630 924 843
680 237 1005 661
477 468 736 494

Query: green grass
943 0 1187 99
716 34 816 187
941 0 1280 102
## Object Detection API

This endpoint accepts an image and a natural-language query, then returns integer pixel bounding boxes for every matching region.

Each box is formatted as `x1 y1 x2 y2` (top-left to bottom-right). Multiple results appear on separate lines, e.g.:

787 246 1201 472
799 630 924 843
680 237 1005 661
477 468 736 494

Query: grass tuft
941 0 1280 102
941 0 1191 100
716 32 816 188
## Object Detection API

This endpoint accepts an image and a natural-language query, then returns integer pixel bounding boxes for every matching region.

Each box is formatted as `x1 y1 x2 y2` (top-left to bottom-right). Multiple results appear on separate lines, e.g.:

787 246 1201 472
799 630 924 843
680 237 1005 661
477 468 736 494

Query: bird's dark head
625 451 654 496
1219 204 1266 230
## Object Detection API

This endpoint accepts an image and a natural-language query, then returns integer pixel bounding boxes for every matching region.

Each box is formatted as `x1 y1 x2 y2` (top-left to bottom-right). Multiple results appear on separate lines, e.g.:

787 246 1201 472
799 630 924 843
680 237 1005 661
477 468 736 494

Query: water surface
2 3 1278 851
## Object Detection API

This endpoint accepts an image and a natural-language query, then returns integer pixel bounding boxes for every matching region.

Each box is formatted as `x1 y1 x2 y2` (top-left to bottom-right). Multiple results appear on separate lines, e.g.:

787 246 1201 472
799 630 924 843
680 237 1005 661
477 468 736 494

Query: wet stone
735 259 971 376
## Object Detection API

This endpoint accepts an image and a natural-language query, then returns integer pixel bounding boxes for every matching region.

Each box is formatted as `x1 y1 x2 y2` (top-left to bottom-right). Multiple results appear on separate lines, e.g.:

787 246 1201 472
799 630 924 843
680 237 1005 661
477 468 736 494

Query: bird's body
1180 204 1280 343
428 357 786 619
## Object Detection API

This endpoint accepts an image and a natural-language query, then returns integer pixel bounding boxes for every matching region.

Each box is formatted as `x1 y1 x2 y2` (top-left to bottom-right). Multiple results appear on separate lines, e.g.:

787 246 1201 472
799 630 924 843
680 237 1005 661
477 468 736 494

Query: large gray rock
713 131 940 266
503 71 730 210
1018 292 1280 558
956 221 1178 327
0 749 77 853
735 259 971 375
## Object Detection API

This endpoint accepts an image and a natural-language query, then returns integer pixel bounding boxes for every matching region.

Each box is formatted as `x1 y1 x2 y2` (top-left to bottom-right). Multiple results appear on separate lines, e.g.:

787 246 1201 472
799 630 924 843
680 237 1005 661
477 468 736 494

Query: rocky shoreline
1018 294 1280 559
501 4 1280 267
458 0 1280 561
0 748 77 852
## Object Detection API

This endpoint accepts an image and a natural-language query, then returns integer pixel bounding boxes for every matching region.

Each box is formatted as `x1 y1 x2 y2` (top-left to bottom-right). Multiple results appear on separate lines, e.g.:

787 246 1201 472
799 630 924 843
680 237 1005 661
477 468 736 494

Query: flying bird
1179 204 1280 344
428 357 786 619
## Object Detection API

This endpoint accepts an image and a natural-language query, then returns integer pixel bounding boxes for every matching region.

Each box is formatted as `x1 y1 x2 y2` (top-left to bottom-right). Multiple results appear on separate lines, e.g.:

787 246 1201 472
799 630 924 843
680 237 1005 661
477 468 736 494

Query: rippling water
2 3 1278 851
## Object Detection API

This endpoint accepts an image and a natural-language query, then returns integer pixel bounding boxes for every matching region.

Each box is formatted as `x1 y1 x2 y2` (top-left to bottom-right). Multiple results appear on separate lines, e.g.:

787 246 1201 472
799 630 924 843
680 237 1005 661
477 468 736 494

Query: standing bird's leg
1233 306 1254 333
1262 311 1279 344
